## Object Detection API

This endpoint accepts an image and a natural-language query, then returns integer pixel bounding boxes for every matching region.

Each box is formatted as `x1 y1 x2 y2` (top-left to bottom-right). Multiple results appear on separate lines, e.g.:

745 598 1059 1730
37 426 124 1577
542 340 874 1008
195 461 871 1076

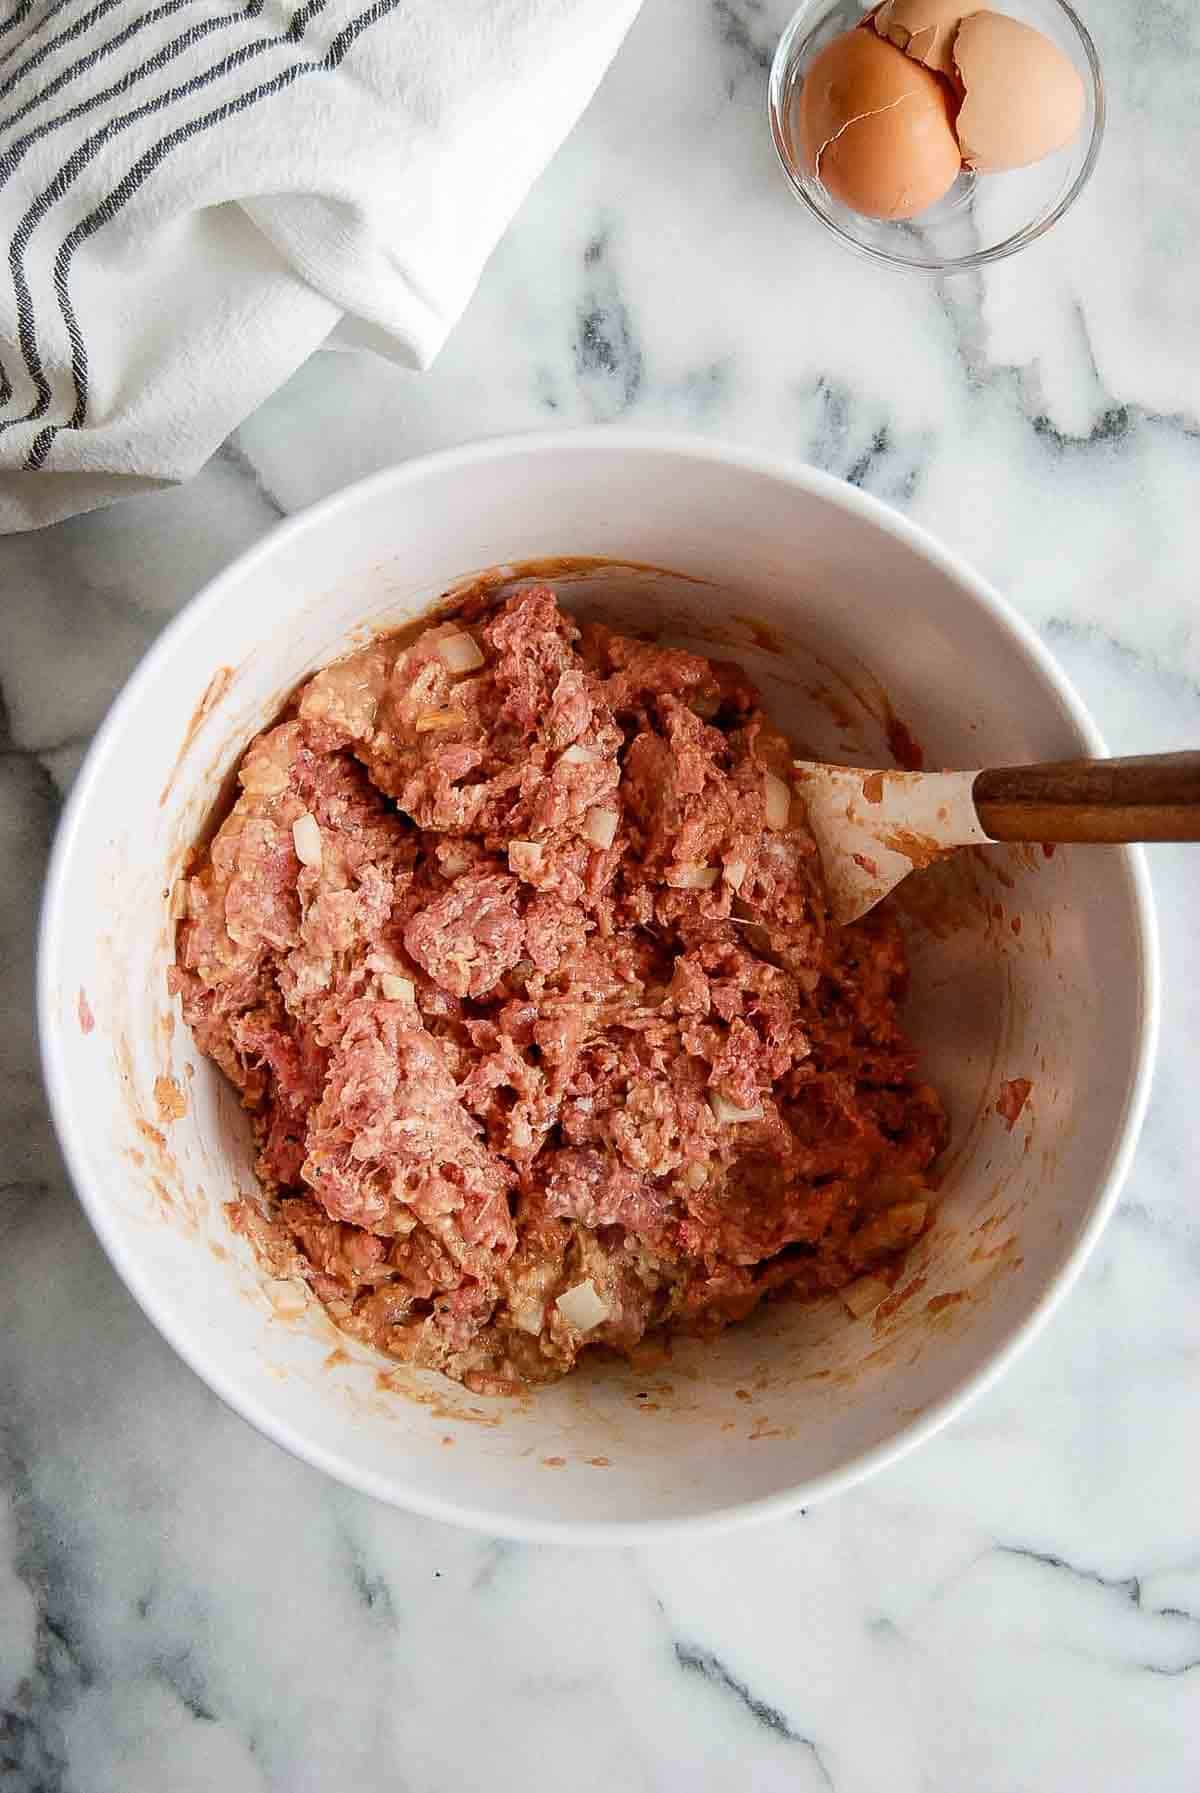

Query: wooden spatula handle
974 752 1200 843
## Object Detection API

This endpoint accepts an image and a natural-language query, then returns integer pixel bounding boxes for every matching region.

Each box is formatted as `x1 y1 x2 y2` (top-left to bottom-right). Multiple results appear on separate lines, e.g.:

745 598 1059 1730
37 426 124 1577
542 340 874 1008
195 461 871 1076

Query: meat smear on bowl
170 587 946 1393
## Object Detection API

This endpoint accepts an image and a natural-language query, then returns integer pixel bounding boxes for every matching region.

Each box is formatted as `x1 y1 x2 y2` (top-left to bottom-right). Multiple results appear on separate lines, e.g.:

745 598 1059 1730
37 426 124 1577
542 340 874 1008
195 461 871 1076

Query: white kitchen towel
0 0 641 532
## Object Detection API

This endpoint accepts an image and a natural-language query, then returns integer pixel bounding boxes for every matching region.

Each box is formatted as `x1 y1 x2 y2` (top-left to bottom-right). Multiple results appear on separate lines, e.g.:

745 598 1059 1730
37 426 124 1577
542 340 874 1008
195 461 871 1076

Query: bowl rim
767 0 1107 272
38 428 1160 1543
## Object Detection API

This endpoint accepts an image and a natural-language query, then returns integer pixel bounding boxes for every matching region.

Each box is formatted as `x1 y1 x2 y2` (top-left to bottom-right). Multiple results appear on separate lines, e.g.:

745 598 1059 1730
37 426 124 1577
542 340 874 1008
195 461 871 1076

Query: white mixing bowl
39 432 1158 1541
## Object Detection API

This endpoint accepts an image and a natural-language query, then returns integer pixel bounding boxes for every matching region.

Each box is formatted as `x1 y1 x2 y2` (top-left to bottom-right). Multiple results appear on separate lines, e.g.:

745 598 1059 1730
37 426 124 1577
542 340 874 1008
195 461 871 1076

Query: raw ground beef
171 586 947 1392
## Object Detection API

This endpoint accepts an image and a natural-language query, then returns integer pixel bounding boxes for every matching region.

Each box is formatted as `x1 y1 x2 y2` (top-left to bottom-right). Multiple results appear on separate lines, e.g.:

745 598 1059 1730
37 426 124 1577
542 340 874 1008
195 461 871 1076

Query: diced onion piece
855 1200 929 1256
292 813 322 868
440 850 471 877
512 1305 545 1337
890 1198 929 1238
667 863 719 890
561 743 600 765
865 1173 924 1211
265 1277 309 1319
380 973 414 1003
169 879 190 920
555 1279 610 1333
509 840 544 878
708 1091 764 1125
724 859 748 892
415 709 466 733
684 1161 709 1190
435 631 484 674
764 770 791 830
584 806 619 850
840 1274 891 1320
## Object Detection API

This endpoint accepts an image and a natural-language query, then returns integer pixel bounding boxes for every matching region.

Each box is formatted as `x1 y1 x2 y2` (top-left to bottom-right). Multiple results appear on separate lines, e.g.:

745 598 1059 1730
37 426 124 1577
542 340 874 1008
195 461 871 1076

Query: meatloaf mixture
171 586 946 1392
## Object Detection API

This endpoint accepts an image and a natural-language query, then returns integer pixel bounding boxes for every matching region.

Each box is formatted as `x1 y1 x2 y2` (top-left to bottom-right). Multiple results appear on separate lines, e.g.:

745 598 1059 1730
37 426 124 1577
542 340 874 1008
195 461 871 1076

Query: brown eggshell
873 0 971 85
953 11 1085 172
797 28 962 221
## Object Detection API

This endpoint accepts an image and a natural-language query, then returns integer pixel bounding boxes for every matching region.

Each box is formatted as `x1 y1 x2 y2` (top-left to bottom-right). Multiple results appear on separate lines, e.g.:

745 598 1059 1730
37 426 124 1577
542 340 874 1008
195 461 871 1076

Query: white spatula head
792 761 991 924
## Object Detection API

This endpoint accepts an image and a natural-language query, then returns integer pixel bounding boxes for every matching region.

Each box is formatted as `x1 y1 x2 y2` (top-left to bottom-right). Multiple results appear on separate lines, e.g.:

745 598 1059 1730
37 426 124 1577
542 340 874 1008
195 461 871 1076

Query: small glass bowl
768 0 1104 271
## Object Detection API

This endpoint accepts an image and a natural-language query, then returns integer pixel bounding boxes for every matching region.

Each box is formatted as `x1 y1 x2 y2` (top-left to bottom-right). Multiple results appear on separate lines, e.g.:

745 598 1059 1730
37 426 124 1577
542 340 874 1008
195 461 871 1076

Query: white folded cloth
0 0 641 531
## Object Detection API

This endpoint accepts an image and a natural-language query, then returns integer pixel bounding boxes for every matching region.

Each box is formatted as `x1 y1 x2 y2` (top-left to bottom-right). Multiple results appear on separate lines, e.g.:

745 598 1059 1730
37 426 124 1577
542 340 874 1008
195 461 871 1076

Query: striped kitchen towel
0 0 641 531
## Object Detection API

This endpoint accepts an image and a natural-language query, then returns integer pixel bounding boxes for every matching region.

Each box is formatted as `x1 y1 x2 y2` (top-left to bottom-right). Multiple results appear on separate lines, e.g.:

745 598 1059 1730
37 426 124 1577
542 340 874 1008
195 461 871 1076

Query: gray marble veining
3 1 1199 1787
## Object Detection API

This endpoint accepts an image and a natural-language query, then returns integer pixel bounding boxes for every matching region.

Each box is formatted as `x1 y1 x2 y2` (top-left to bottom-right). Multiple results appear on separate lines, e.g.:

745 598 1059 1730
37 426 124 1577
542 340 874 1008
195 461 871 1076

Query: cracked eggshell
797 27 961 221
873 0 970 84
953 11 1085 172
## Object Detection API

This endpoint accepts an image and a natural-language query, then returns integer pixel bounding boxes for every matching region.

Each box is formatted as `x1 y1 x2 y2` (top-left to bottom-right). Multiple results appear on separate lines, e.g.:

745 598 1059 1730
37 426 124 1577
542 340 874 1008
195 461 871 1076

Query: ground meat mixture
171 587 947 1393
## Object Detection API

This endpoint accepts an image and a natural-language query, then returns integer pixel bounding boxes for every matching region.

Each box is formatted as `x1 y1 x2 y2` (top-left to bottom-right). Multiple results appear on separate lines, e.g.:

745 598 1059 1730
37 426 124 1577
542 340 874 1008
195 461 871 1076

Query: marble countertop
4 1 1199 1786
